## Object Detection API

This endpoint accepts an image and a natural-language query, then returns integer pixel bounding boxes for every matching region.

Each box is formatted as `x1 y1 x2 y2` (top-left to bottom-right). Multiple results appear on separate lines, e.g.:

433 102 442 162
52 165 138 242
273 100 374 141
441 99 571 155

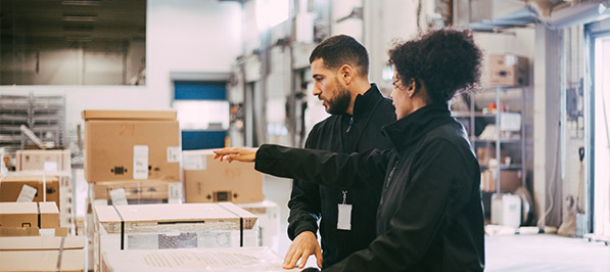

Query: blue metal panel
174 81 227 100
181 131 226 150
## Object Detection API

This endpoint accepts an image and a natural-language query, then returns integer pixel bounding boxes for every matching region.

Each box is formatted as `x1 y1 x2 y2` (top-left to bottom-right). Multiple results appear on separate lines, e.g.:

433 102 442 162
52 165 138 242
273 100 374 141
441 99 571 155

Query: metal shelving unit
0 93 66 153
452 86 527 193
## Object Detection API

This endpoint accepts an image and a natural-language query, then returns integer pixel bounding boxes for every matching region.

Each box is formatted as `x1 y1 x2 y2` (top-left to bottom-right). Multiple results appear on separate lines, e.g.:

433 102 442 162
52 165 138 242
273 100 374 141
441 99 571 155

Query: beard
324 80 351 115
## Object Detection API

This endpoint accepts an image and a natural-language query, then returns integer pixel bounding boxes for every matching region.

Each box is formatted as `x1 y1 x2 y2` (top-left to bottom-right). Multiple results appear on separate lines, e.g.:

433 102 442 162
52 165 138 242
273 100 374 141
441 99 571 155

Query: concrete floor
263 176 610 271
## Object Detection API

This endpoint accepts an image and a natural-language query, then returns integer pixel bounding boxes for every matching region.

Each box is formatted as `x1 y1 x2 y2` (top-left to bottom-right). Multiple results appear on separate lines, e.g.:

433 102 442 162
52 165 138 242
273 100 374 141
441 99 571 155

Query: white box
491 193 521 227
237 200 281 253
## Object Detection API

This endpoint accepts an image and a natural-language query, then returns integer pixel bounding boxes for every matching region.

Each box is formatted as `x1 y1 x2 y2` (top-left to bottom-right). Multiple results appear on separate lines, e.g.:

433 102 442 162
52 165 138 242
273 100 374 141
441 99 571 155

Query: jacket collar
382 102 453 151
350 83 383 119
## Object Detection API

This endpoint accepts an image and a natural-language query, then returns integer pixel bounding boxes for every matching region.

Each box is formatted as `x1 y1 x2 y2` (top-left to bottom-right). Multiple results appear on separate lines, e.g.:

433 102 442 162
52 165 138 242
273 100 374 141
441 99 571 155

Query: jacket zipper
345 117 354 133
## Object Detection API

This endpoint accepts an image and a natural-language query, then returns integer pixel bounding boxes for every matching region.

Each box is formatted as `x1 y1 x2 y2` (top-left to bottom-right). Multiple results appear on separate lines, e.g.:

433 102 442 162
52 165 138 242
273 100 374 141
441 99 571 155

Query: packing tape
37 202 41 229
112 204 126 250
55 237 66 272
217 204 244 247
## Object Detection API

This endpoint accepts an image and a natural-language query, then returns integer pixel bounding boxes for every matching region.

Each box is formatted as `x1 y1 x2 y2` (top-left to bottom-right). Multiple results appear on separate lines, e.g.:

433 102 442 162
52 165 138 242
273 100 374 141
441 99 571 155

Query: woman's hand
213 147 258 163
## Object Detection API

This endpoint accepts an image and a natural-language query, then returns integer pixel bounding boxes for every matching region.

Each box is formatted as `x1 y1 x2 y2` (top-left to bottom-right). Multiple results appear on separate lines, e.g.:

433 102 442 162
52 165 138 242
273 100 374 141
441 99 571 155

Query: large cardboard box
15 149 71 172
184 150 264 203
101 247 297 272
488 54 529 87
83 110 181 183
0 176 60 207
0 202 59 228
93 202 259 271
0 236 85 272
481 169 522 192
91 180 183 205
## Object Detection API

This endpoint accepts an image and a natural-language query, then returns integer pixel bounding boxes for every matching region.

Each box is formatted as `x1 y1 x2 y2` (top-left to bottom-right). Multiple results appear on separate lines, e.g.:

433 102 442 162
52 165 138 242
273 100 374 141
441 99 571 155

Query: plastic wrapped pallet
102 247 300 272
91 180 183 206
93 202 259 271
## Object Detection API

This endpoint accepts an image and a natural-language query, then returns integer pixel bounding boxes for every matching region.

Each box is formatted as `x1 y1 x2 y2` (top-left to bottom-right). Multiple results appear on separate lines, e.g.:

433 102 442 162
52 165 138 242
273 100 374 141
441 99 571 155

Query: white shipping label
168 183 182 204
337 204 352 230
133 145 149 180
183 155 206 170
167 147 181 163
109 188 128 206
17 184 38 202
39 229 56 237
43 161 58 171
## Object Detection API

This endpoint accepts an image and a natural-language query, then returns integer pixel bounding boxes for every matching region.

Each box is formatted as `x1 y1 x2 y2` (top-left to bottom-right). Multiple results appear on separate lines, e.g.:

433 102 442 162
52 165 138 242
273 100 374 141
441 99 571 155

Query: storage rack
0 93 66 154
452 86 527 193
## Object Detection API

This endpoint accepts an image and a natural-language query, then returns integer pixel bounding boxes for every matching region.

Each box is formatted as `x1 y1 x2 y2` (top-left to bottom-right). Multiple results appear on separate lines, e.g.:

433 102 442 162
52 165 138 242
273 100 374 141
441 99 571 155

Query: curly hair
310 35 369 76
388 29 482 103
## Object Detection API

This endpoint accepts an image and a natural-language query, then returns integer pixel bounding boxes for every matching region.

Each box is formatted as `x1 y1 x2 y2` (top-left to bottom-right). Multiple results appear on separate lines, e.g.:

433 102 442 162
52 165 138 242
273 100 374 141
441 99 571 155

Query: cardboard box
15 149 71 172
83 110 181 183
93 202 258 271
0 176 60 207
92 180 183 204
101 247 294 272
237 200 280 252
0 227 69 237
0 202 59 228
488 54 529 87
481 169 522 192
184 150 264 204
0 236 85 272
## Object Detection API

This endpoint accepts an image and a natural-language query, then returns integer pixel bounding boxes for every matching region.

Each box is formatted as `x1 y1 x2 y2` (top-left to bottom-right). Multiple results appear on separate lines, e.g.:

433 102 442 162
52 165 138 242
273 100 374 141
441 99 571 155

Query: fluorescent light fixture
547 1 610 29
62 0 101 6
62 15 97 22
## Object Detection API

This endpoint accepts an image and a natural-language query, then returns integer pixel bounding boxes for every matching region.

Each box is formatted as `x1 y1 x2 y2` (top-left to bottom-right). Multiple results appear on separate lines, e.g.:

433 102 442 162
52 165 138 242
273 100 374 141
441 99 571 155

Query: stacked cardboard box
93 202 258 271
488 54 529 87
83 110 181 183
481 169 522 192
0 202 68 237
15 149 71 172
0 236 86 272
183 149 264 204
1 172 74 228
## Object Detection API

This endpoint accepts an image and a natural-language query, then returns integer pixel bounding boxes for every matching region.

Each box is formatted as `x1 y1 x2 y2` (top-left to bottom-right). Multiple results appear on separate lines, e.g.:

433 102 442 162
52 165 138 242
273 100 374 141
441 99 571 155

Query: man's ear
338 64 353 84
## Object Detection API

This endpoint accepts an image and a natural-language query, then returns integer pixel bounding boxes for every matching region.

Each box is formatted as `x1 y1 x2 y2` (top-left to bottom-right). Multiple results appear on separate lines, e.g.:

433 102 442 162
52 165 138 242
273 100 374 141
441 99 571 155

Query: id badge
337 204 352 230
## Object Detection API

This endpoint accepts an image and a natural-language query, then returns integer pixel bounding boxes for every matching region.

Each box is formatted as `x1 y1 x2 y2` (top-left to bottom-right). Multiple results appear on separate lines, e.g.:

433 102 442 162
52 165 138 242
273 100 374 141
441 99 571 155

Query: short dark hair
309 35 369 76
388 29 482 103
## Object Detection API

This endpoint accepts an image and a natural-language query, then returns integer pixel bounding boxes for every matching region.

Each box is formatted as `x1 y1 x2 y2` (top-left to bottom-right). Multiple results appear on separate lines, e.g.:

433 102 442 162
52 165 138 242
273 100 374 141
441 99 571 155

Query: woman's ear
407 78 417 97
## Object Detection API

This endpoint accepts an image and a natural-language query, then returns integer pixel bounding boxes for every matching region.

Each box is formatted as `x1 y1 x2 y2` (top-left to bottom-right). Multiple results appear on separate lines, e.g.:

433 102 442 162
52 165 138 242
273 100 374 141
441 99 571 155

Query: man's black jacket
258 103 485 271
287 84 396 268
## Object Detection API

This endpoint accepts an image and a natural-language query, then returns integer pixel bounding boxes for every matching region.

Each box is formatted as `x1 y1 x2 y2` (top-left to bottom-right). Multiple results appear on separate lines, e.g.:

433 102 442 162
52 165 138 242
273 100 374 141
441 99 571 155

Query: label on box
133 145 149 180
110 188 129 206
183 155 206 170
39 228 56 237
167 147 181 163
43 161 58 171
168 183 182 204
17 184 37 202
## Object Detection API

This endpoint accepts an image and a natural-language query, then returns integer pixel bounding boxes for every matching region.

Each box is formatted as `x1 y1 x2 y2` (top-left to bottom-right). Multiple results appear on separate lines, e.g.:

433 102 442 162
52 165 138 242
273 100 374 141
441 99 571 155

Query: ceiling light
62 0 101 6
62 15 97 22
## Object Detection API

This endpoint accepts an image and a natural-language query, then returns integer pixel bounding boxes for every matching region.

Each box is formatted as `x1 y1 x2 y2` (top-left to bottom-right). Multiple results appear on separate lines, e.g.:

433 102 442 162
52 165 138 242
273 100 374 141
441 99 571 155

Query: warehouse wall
0 0 242 132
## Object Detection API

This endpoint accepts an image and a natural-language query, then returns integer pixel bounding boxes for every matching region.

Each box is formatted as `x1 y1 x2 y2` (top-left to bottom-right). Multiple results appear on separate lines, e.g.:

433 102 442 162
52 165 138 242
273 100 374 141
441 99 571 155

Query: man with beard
283 35 396 270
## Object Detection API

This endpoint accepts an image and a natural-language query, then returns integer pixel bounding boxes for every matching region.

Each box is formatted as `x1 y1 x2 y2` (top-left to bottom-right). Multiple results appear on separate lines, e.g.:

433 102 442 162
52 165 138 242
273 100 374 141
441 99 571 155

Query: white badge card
337 204 352 230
